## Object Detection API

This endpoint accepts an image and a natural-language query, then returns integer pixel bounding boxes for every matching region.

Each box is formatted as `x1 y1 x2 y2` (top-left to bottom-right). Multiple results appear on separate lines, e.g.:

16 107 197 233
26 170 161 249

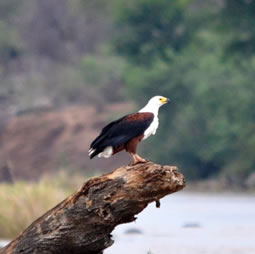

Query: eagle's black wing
89 112 154 159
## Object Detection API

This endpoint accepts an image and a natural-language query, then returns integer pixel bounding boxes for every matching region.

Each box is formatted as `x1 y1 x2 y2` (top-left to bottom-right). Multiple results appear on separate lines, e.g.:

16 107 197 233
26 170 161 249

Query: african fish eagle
88 96 170 165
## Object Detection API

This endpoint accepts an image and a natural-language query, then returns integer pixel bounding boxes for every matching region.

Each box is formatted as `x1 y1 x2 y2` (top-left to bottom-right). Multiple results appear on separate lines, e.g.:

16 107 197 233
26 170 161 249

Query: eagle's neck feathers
138 103 159 117
138 102 160 140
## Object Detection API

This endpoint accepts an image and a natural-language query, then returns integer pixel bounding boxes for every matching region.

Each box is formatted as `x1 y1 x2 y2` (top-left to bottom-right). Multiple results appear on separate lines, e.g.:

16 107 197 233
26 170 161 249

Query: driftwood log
0 162 185 254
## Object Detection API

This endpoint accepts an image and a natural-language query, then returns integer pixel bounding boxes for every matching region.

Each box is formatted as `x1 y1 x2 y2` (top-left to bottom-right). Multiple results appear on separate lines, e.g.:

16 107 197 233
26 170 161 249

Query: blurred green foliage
0 0 22 19
113 0 194 64
220 0 255 58
112 0 255 182
80 49 127 103
0 0 23 64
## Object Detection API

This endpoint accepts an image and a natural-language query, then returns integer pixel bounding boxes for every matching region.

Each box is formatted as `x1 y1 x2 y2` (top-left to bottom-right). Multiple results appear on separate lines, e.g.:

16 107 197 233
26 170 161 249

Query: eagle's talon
130 160 147 166
137 160 148 164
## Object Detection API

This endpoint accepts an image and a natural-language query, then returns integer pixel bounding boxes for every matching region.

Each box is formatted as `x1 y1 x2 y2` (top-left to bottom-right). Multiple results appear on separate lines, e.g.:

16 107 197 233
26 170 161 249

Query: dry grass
0 171 91 239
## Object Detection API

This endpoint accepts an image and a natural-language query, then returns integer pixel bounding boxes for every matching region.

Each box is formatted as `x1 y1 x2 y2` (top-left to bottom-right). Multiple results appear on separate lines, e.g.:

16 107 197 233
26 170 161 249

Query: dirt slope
0 104 133 180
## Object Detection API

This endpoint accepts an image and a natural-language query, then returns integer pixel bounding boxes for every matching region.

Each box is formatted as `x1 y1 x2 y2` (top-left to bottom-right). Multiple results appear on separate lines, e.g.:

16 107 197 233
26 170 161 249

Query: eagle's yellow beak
160 97 170 104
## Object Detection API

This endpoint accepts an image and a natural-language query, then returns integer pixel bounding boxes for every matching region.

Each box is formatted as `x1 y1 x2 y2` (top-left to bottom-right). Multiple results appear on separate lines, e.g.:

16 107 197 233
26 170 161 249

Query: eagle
88 96 170 165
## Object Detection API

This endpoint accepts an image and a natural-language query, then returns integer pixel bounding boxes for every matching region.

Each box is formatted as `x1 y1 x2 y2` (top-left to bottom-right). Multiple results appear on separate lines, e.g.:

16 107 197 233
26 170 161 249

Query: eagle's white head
148 95 170 106
139 95 170 114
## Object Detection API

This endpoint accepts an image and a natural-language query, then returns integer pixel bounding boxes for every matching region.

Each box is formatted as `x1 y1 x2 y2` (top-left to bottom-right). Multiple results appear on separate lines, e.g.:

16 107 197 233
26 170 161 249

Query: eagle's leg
129 153 147 166
126 135 147 165
134 153 147 163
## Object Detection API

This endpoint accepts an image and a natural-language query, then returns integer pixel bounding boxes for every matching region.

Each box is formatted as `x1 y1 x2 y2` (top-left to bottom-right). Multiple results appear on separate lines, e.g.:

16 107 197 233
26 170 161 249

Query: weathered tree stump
0 162 185 254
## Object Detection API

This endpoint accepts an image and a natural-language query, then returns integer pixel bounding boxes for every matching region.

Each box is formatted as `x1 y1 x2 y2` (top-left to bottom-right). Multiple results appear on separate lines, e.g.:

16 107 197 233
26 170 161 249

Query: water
105 192 255 254
1 192 255 253
0 240 9 249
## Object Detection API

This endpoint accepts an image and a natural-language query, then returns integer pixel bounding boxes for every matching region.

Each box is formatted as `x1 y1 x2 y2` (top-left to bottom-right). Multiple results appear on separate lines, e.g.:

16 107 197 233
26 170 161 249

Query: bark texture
0 162 185 254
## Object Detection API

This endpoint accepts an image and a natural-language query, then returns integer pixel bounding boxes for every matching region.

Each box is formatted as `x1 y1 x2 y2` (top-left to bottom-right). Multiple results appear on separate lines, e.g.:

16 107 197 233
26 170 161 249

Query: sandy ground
1 192 255 253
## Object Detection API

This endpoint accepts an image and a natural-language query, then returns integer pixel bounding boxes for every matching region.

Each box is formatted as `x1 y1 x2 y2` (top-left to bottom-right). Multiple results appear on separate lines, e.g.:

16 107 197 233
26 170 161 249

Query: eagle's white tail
98 146 113 158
